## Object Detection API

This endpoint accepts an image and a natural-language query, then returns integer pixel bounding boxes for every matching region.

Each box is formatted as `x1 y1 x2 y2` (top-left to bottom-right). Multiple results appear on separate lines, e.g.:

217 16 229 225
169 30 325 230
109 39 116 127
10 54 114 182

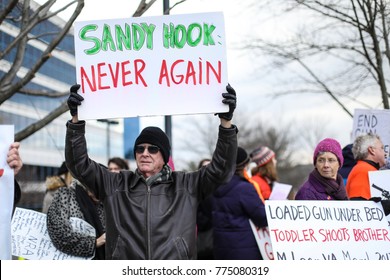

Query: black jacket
65 121 237 259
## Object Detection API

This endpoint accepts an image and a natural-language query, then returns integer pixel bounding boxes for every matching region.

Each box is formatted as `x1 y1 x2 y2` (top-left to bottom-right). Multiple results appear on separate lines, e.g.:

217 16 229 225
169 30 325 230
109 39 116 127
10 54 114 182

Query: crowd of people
4 82 390 260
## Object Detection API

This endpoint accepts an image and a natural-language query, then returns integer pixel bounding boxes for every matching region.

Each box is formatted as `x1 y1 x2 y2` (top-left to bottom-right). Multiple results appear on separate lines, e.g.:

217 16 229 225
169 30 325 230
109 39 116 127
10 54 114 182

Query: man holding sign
65 84 237 259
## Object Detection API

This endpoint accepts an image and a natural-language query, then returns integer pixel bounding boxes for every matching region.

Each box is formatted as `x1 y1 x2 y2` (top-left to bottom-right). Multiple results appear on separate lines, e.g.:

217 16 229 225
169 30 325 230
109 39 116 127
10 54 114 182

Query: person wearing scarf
295 138 348 200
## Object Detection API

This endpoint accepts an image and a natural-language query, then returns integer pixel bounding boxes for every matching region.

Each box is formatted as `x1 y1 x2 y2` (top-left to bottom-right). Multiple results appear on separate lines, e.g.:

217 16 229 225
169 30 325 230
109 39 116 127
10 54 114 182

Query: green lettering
132 23 145 51
163 23 175 48
141 23 155 50
115 23 131 51
174 24 186 49
79 24 100 55
203 23 216 46
101 24 116 52
187 23 202 47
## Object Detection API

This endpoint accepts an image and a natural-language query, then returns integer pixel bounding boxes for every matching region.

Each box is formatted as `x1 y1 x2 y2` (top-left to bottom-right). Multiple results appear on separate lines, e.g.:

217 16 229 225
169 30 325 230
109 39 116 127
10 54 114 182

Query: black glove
216 84 236 121
67 84 84 116
380 200 390 216
369 197 382 203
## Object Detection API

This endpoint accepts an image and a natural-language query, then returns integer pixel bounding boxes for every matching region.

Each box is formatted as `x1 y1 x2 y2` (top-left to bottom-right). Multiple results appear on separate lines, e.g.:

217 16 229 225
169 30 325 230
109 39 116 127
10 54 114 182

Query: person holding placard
295 138 348 200
211 147 268 260
64 83 238 260
346 133 386 200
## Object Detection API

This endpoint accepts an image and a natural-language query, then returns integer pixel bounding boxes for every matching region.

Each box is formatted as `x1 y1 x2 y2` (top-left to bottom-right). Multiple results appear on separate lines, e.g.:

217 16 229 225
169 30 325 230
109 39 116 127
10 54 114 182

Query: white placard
0 125 14 260
265 200 390 260
249 222 274 260
74 12 228 120
352 108 390 159
11 207 94 260
269 182 293 200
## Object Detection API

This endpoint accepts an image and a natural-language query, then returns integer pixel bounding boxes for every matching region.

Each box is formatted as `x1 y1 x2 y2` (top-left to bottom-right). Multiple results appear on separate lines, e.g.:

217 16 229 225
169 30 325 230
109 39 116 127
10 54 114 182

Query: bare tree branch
15 102 69 142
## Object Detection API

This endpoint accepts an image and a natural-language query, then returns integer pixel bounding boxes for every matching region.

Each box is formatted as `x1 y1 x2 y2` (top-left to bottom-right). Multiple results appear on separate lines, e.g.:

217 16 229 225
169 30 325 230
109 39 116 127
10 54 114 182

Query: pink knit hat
313 138 344 166
250 146 275 167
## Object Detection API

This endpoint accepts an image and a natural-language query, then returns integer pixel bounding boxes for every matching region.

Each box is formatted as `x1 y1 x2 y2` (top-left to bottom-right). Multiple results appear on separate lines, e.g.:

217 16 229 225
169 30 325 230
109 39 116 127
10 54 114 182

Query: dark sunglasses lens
135 146 145 154
148 146 159 154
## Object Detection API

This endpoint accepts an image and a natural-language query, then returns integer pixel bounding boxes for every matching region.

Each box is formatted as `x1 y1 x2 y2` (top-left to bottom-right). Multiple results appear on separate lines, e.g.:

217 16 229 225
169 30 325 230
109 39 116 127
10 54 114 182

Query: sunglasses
135 145 160 154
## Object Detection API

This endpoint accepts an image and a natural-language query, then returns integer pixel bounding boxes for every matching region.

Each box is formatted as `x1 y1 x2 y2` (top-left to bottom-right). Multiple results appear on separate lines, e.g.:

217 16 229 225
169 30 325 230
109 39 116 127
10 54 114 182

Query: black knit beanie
236 147 249 170
134 126 171 164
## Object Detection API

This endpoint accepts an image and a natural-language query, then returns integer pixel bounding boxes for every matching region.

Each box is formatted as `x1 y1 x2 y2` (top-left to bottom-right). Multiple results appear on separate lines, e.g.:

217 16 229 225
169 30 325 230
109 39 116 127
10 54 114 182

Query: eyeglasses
316 158 338 164
135 145 160 154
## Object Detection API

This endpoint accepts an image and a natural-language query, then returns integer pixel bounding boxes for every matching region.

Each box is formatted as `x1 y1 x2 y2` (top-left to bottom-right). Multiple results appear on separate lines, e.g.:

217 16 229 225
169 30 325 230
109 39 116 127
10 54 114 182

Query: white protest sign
248 183 292 260
369 169 390 227
269 182 293 200
74 12 228 120
0 125 14 260
11 207 94 260
249 222 274 260
351 108 390 159
265 200 390 260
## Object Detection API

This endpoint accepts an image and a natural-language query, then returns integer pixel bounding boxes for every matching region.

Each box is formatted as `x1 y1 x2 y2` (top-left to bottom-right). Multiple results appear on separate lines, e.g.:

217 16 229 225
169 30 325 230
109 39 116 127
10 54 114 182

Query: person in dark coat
212 147 268 260
65 84 238 260
338 143 356 185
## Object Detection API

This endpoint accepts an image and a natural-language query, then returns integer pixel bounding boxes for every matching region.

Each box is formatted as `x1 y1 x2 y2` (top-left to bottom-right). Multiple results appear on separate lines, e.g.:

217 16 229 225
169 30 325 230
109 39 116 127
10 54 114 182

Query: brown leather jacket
65 121 237 259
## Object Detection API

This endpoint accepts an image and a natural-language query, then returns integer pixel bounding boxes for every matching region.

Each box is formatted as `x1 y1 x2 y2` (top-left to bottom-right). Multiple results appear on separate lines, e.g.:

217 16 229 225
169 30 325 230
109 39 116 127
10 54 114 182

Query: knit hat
134 126 171 164
250 146 275 167
236 147 250 170
313 138 344 167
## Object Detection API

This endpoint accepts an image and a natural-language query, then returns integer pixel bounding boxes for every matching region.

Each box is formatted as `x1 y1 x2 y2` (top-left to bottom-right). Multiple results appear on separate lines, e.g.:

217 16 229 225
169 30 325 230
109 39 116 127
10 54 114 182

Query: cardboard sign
265 200 390 260
352 108 390 159
0 125 14 260
73 12 228 120
11 208 94 260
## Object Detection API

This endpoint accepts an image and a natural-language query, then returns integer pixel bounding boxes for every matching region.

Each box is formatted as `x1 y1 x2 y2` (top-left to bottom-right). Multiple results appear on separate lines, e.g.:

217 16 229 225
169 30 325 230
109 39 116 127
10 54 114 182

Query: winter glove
369 197 382 203
67 84 84 116
216 84 236 121
380 200 390 216
369 197 390 216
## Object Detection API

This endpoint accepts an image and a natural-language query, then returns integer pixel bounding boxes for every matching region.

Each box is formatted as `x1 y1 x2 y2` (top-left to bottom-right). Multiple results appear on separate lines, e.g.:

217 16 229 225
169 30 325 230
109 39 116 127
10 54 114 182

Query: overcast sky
35 0 360 169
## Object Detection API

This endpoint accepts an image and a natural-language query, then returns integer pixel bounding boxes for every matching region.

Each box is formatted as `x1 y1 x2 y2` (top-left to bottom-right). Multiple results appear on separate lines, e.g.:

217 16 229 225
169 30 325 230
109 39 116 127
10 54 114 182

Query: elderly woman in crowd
295 138 348 200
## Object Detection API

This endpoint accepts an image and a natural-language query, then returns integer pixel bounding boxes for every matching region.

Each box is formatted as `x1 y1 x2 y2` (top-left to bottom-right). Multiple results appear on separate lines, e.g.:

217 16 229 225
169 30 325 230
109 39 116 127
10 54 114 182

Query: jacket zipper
147 184 151 259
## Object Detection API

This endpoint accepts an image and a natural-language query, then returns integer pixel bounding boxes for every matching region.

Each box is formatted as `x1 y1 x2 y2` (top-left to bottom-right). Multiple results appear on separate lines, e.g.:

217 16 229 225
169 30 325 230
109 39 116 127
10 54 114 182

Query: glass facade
0 0 129 210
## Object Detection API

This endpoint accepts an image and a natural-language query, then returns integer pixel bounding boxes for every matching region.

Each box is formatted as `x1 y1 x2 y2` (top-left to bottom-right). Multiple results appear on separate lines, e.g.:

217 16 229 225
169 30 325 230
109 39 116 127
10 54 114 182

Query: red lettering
206 61 221 84
185 61 196 84
264 242 274 260
159 60 170 86
171 59 184 84
108 62 120 88
79 60 148 91
134 59 147 87
271 229 317 242
80 66 96 92
97 62 110 90
121 60 132 87
158 58 221 86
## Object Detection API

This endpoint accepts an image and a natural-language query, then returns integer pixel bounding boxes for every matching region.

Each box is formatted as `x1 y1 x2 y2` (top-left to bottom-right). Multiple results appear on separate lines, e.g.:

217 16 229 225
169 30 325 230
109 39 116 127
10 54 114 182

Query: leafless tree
244 0 390 118
0 0 186 141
